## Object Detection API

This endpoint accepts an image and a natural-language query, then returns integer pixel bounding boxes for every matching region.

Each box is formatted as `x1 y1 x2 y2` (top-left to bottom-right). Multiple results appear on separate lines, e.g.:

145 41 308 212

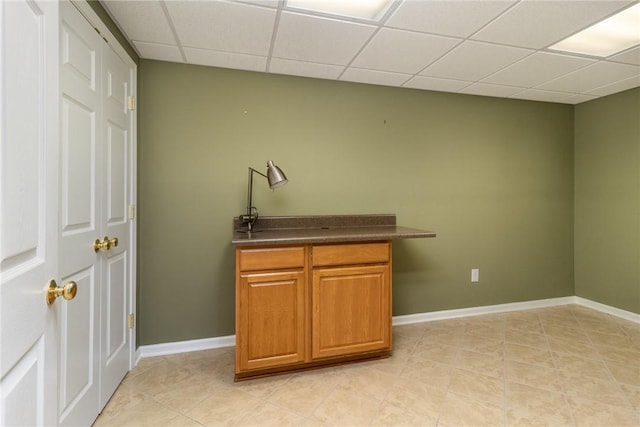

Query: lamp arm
245 167 269 230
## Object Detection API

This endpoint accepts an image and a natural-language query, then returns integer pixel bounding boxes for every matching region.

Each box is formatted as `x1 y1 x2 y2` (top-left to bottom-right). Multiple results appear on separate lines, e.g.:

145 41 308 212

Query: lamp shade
266 160 288 189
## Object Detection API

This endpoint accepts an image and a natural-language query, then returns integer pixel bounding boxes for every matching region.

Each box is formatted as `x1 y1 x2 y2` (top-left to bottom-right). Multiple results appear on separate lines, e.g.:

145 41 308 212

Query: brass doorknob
93 236 118 252
46 280 77 306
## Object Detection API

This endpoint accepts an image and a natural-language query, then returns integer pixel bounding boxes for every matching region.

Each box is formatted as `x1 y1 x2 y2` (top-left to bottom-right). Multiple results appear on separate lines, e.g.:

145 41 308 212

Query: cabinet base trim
234 350 391 381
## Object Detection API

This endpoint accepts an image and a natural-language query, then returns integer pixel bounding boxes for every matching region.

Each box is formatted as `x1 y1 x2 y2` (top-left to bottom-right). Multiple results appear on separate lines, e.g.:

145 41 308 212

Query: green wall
574 87 640 313
139 60 576 345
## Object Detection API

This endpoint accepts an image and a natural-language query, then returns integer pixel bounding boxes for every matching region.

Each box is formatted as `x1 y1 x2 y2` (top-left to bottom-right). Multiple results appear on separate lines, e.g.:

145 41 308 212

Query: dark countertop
231 214 436 246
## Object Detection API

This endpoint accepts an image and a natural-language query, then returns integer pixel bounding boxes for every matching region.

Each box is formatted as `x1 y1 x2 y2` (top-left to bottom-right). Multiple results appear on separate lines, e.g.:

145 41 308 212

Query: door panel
58 2 101 425
0 0 58 425
312 264 391 359
99 40 131 410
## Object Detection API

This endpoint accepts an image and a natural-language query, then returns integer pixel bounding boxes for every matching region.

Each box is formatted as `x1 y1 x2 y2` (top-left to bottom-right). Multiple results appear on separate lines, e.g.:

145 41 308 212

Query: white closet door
99 33 133 411
0 1 59 426
58 2 102 425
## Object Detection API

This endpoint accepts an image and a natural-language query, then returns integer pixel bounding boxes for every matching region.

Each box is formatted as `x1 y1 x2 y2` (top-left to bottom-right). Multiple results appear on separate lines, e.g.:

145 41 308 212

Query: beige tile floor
94 304 640 427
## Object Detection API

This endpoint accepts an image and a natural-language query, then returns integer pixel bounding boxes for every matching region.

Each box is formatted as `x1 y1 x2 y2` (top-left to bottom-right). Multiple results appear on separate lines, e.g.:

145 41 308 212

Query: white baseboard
573 296 640 323
135 296 639 363
392 296 576 325
138 335 235 359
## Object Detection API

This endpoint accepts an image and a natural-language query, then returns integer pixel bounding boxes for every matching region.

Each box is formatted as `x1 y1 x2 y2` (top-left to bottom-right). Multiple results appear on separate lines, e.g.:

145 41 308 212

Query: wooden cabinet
235 246 307 373
235 242 391 380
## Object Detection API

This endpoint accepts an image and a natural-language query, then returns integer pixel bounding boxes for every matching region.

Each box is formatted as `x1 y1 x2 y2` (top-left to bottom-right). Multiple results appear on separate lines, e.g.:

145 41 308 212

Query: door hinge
128 313 135 329
128 204 136 220
128 95 136 111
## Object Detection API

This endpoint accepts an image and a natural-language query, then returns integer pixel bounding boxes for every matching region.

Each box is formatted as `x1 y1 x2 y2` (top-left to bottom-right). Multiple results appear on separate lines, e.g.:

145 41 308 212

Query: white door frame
71 0 138 372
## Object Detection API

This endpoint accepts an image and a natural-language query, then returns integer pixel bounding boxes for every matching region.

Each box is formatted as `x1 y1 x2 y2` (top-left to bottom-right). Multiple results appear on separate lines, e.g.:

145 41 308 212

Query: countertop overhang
231 214 436 246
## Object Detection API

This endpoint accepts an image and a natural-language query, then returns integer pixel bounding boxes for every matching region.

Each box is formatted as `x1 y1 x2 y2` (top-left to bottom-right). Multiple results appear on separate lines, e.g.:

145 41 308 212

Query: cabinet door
236 270 306 372
312 264 390 359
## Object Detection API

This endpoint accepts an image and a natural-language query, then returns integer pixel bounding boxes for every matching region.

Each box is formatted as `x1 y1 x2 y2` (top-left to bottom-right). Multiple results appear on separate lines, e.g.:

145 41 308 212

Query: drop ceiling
102 0 640 104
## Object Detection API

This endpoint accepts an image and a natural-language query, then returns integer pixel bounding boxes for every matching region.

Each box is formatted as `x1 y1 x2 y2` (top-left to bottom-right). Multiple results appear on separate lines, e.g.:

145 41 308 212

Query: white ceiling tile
184 47 267 72
272 12 376 65
609 46 640 66
586 74 640 97
386 0 516 38
133 41 184 63
351 28 460 74
269 58 344 79
421 41 533 81
559 93 598 104
403 76 470 92
340 68 411 86
459 83 524 98
483 52 595 88
538 61 640 93
473 1 633 49
166 1 276 55
103 1 176 45
510 89 574 103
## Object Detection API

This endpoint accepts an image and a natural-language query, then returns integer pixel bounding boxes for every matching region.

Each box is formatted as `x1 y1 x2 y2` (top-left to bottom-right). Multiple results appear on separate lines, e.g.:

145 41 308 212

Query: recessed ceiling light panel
549 3 640 57
285 0 394 22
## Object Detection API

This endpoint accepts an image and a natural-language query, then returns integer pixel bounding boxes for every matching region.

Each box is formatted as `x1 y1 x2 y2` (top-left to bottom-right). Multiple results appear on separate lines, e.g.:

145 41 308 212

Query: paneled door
0 0 59 425
58 2 135 425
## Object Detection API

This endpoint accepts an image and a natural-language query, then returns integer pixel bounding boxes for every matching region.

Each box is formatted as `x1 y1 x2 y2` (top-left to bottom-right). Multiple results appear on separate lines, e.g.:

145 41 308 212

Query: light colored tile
472 0 632 49
594 344 640 365
411 340 459 365
538 61 640 94
370 400 435 427
559 371 631 408
269 58 343 80
95 398 181 427
484 52 595 88
166 1 276 55
505 329 548 349
385 377 446 419
185 384 261 426
609 46 640 65
339 365 398 401
458 334 504 357
422 41 532 81
459 83 524 98
448 368 504 407
273 12 375 65
510 89 575 103
607 361 640 387
438 391 504 427
464 323 505 341
566 395 640 427
619 383 640 411
133 41 184 63
455 349 504 379
547 336 600 359
506 382 573 427
312 387 383 426
340 68 411 87
400 356 452 389
505 342 555 368
102 1 175 45
235 401 307 426
403 75 470 92
352 28 460 74
265 371 340 416
184 47 266 72
552 352 610 381
505 360 563 392
386 0 515 38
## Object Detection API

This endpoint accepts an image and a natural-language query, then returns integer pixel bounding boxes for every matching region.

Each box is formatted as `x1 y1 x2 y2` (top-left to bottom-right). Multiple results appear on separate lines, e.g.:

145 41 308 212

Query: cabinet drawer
238 246 305 271
312 242 389 267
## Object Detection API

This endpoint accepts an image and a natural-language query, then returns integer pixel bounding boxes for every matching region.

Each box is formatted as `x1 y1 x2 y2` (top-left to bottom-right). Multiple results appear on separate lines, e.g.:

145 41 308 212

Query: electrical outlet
471 269 479 283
